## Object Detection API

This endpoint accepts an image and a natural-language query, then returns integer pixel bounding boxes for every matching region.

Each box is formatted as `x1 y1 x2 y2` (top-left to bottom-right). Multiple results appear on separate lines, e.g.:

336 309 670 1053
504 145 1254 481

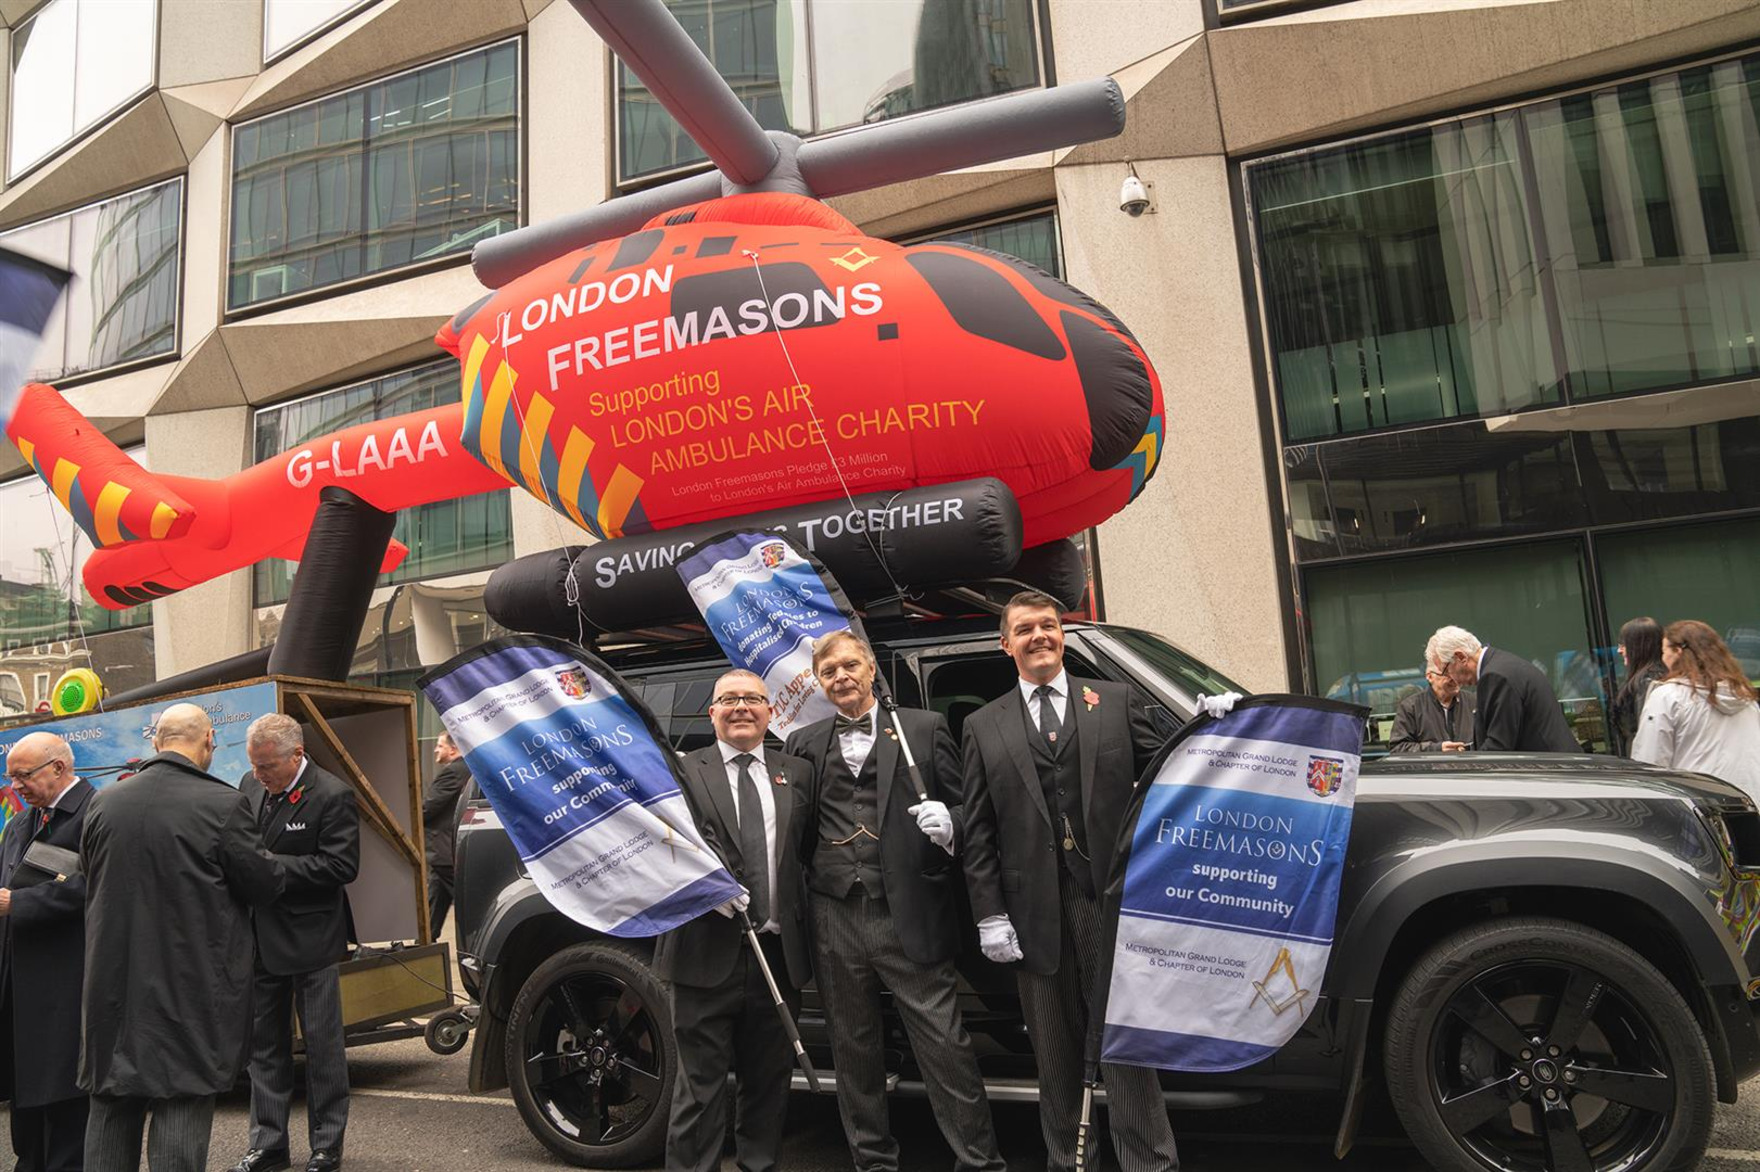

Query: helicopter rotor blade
471 170 721 289
797 78 1125 198
568 0 779 186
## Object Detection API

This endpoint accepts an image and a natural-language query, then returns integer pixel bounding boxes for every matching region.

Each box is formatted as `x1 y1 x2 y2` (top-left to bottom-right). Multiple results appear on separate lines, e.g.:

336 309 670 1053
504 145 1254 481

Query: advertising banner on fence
419 635 740 936
1099 695 1368 1073
677 531 854 736
0 682 280 836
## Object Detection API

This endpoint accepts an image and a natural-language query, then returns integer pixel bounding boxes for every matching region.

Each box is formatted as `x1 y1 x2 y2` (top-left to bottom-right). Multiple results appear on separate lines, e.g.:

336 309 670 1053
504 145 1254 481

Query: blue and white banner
1099 696 1368 1073
0 246 70 430
677 531 853 736
419 635 741 936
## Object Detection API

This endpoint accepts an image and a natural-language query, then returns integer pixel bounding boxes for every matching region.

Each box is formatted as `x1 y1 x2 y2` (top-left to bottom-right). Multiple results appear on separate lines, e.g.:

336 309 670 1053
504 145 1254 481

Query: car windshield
1105 627 1244 699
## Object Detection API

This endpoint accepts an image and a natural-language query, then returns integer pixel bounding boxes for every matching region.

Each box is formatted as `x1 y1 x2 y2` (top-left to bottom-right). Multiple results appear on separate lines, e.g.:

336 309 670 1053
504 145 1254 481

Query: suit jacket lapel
769 752 795 867
1074 679 1100 818
262 783 298 849
1007 691 1054 831
693 752 743 869
874 708 900 823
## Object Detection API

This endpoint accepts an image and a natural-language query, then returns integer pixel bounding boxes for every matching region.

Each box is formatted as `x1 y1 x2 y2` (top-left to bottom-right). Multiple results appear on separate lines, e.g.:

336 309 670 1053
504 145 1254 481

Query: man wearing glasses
1 732 91 1172
654 670 814 1172
1389 666 1475 753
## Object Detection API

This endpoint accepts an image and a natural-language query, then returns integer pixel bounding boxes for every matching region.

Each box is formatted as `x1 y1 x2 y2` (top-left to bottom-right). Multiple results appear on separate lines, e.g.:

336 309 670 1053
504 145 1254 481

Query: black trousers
246 964 349 1154
664 931 797 1172
427 864 454 938
84 1093 213 1172
9 1093 88 1172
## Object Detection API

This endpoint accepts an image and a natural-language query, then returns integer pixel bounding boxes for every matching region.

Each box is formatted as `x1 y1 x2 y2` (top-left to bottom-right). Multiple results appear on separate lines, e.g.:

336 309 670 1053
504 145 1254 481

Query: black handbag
12 841 80 888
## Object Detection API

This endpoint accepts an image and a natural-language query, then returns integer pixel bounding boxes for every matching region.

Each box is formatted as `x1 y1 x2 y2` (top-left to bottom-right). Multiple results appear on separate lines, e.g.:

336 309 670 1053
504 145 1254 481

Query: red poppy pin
1082 686 1100 712
772 772 789 787
287 786 304 805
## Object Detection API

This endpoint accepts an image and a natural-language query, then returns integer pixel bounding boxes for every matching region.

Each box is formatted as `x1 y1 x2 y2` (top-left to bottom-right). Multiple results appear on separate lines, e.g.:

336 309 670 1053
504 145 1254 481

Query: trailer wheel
425 1008 472 1056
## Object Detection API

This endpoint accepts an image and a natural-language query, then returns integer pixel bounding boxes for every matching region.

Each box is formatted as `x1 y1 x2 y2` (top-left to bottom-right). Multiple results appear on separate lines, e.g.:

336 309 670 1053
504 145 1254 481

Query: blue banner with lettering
1098 695 1368 1073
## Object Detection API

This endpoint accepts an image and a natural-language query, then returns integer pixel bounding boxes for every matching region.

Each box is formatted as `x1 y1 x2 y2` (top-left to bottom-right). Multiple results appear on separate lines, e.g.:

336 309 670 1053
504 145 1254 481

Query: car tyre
1384 916 1713 1172
506 941 674 1167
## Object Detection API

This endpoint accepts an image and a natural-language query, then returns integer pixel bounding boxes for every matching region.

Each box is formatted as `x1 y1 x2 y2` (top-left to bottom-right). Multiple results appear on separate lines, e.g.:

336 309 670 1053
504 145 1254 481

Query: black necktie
834 712 872 737
733 753 770 925
260 792 282 831
1035 685 1058 747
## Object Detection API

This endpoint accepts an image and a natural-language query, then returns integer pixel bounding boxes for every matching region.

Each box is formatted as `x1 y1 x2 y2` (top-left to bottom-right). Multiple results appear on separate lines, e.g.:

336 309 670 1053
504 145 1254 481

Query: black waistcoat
1031 694 1093 895
810 739 883 898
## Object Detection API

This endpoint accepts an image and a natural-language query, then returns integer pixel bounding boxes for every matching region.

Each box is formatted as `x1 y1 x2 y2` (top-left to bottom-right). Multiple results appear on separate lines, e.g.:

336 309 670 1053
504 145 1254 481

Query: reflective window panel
913 209 1062 278
1252 51 1760 440
618 0 1043 181
1598 516 1760 687
0 452 154 671
229 39 519 309
7 0 157 179
251 360 512 605
263 0 374 60
0 626 155 719
0 179 182 384
1306 540 1608 754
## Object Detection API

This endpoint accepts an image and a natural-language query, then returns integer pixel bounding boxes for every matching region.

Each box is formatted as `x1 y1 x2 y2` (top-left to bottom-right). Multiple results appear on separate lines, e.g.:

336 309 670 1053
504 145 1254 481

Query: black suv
451 617 1760 1172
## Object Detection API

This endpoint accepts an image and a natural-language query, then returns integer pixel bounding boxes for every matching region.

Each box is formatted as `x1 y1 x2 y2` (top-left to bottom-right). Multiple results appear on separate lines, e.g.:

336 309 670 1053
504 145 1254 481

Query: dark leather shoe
227 1151 290 1172
305 1151 342 1172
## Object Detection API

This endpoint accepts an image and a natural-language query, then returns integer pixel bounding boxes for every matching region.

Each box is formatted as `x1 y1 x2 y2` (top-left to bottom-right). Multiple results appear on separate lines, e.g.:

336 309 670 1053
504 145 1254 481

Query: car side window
920 646 1105 743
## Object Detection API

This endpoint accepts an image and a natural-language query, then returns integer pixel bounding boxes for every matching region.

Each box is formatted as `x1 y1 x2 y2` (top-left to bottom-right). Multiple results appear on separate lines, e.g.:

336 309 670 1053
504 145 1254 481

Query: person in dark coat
1427 626 1581 753
1610 616 1667 753
1388 669 1475 752
784 631 1004 1172
227 714 360 1172
79 703 284 1172
654 669 815 1172
422 732 471 936
1 732 92 1172
960 591 1179 1172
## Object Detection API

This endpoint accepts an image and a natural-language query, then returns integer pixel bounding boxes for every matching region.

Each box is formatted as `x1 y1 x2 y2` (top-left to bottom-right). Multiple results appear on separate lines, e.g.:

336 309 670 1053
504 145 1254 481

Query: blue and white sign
0 245 70 429
420 635 740 936
677 531 852 736
1100 697 1367 1073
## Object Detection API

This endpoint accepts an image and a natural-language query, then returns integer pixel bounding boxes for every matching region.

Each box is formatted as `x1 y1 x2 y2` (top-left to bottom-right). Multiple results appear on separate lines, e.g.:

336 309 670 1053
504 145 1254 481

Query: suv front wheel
505 941 675 1167
1384 916 1713 1172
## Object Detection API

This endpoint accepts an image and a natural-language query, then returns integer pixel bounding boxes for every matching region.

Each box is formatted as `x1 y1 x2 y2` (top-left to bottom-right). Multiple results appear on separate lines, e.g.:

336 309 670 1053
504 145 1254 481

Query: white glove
1196 691 1244 720
978 914 1023 963
714 888 751 919
909 800 955 852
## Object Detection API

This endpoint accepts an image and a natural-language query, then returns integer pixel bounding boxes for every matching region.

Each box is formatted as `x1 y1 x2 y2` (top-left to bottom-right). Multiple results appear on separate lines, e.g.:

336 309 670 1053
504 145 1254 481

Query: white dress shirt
718 739 780 933
1019 669 1070 730
836 699 880 776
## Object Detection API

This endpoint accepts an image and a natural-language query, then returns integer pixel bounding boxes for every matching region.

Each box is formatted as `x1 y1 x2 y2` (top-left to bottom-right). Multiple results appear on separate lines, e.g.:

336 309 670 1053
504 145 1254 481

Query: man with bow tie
227 715 359 1172
655 669 813 1172
0 732 91 1172
961 591 1179 1172
784 631 1004 1172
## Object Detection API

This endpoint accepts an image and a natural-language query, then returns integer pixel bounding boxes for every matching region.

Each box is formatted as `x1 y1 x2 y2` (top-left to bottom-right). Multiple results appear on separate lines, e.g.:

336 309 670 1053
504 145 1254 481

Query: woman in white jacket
1632 619 1760 804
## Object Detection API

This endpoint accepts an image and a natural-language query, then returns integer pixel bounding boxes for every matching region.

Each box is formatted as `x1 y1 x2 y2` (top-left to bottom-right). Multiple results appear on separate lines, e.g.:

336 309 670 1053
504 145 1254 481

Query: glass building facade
617 0 1046 182
229 38 520 309
7 0 157 179
1250 51 1760 752
250 360 513 606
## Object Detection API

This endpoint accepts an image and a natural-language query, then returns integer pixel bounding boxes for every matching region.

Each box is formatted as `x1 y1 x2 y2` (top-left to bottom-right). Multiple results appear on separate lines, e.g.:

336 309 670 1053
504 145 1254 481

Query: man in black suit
656 668 814 1172
422 733 470 936
1388 669 1475 753
784 631 1004 1172
1 732 91 1172
962 591 1179 1172
1427 626 1580 753
226 715 360 1172
80 703 284 1172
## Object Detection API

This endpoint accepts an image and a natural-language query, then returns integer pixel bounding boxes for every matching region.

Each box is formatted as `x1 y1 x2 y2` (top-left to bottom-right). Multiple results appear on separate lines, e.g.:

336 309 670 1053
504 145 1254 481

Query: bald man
80 703 284 1172
2 731 91 1172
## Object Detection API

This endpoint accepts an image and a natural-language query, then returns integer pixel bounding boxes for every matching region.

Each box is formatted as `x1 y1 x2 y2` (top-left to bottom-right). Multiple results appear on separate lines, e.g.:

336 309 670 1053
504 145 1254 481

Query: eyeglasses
713 693 770 709
4 759 57 785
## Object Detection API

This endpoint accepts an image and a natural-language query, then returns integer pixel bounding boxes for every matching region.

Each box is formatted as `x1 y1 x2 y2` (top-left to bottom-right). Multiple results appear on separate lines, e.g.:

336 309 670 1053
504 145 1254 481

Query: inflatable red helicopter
6 0 1162 622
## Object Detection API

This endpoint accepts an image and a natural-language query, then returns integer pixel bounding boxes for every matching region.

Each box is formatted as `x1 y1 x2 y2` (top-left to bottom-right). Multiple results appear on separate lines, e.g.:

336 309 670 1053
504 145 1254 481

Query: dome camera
1119 170 1153 217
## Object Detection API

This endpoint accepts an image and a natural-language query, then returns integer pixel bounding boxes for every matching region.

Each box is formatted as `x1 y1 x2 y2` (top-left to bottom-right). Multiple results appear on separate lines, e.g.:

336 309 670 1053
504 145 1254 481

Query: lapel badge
1082 686 1100 712
1048 730 1059 743
287 786 304 805
772 773 789 787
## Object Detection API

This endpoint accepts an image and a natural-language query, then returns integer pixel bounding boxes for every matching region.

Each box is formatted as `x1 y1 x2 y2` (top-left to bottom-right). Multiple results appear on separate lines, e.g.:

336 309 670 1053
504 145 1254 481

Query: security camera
1120 173 1153 217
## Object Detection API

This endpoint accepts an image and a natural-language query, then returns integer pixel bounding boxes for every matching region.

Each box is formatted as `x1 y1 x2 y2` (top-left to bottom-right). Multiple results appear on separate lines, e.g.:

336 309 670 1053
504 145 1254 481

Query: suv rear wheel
505 941 675 1167
1384 916 1713 1172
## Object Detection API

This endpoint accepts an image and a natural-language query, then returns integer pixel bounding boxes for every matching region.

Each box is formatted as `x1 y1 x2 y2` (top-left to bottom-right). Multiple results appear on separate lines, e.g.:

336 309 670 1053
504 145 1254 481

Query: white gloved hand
909 800 955 852
1195 691 1245 720
978 914 1023 963
714 888 751 919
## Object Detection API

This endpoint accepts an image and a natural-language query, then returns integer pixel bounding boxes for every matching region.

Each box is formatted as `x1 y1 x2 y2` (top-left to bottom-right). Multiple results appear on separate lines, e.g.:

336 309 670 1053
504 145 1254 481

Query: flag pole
876 689 929 803
738 912 822 1093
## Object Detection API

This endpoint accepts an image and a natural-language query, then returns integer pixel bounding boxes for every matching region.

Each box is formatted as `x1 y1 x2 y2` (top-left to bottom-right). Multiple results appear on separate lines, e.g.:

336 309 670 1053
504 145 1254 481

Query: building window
250 360 512 606
1250 52 1760 441
6 0 158 180
908 208 1062 277
1598 516 1760 688
0 178 182 385
263 0 375 62
1307 539 1608 754
229 38 520 311
0 452 154 659
617 0 1046 183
